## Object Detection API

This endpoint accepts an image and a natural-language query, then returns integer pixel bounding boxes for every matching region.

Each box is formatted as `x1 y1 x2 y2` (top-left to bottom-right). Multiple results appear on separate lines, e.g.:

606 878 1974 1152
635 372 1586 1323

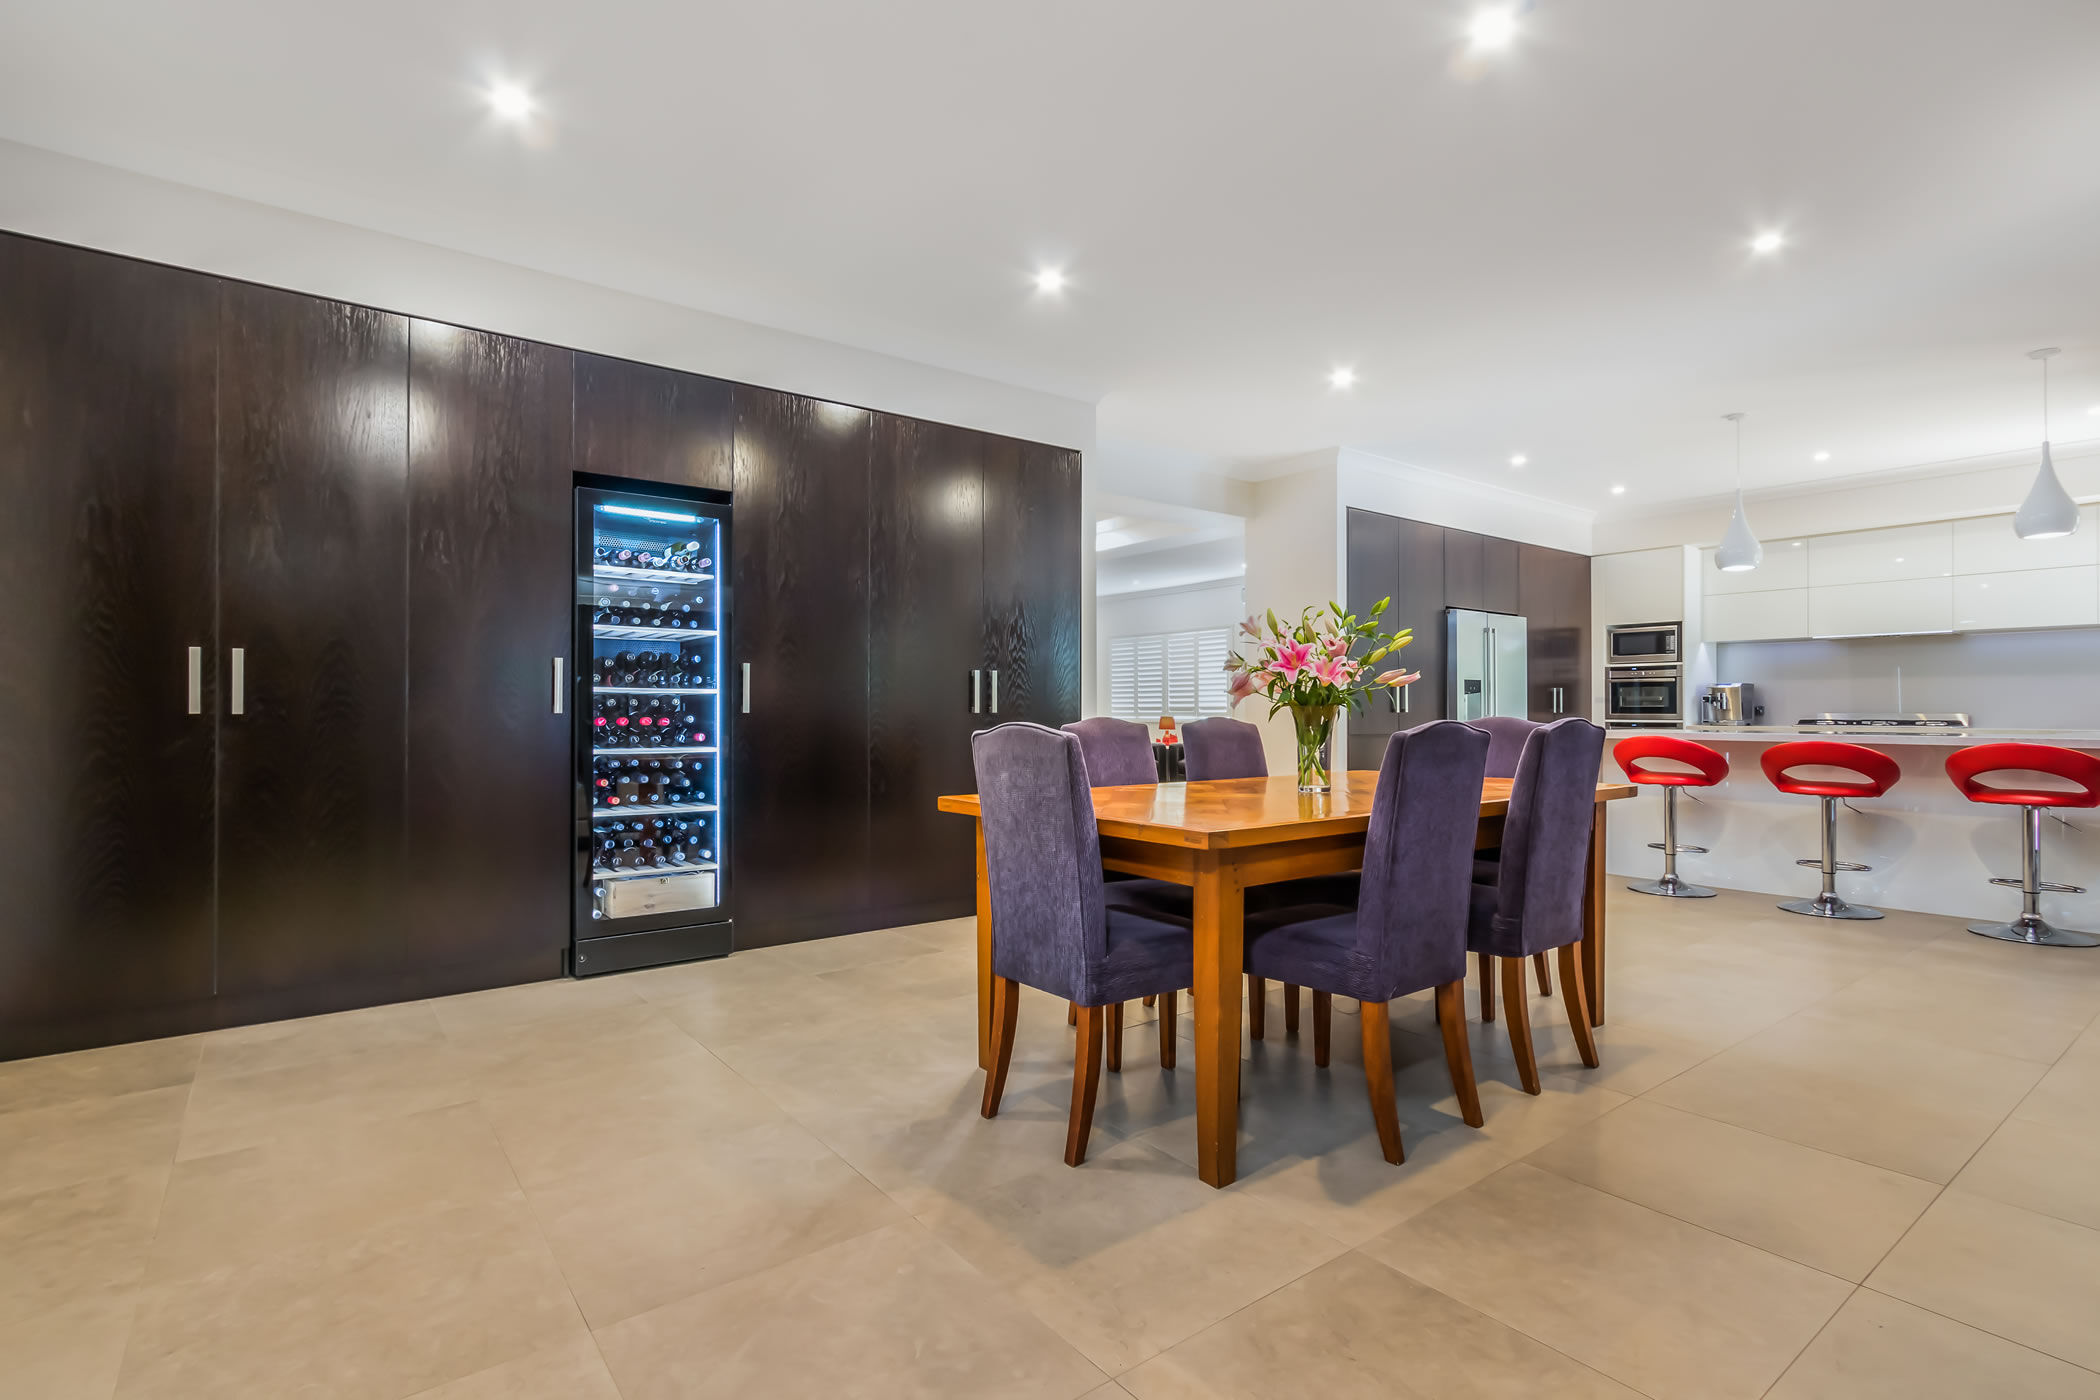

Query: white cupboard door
1706 589 1809 641
1808 522 1955 587
1952 566 2100 632
1703 539 1808 594
1951 507 2099 575
1809 577 1955 636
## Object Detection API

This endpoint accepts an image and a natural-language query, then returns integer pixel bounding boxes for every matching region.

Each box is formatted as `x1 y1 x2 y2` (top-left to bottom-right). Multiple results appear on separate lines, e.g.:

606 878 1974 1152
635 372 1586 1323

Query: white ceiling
5 0 2099 510
1095 495 1244 596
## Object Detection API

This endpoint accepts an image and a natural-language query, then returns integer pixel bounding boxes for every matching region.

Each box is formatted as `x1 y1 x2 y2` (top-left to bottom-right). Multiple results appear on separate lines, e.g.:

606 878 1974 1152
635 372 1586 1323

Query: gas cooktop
1795 712 1973 728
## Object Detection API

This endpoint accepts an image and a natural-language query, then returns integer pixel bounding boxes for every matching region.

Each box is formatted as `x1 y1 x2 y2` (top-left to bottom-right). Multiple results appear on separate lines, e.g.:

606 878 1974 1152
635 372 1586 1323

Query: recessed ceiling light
1813 450 1830 462
1749 230 1786 256
1610 484 1627 495
486 82 534 122
1509 453 1528 467
1033 267 1066 295
1792 540 1804 547
1467 6 1519 50
1328 367 1357 390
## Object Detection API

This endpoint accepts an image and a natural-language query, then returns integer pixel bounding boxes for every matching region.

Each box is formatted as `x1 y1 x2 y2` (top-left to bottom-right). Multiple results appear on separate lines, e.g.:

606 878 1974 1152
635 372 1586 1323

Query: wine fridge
573 481 733 974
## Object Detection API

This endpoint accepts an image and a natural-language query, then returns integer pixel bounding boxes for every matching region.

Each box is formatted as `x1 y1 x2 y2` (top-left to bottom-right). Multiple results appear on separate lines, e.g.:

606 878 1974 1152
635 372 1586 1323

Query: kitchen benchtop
1607 724 2100 749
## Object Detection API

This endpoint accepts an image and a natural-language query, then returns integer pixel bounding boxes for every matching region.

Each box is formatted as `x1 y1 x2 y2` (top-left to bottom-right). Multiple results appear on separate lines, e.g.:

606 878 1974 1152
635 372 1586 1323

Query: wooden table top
938 772 1637 851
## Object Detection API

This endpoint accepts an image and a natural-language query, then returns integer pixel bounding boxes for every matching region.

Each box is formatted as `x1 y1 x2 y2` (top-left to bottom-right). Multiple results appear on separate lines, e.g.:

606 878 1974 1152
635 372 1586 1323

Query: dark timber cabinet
1517 542 1593 722
0 229 1083 1057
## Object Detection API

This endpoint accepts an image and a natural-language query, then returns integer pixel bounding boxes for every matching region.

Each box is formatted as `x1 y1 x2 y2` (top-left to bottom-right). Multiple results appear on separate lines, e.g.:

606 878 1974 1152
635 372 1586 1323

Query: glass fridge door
574 484 732 971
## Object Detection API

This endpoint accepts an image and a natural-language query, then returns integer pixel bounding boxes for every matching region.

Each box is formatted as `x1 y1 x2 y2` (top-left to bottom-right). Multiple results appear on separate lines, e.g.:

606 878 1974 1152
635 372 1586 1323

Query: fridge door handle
552 657 564 714
741 662 752 714
229 648 245 716
187 646 202 715
989 669 999 714
971 669 982 715
1403 682 1410 714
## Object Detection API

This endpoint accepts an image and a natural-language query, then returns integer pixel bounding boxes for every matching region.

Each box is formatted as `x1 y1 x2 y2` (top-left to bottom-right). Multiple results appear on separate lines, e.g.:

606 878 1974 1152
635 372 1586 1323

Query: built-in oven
1606 664 1684 727
1606 621 1681 665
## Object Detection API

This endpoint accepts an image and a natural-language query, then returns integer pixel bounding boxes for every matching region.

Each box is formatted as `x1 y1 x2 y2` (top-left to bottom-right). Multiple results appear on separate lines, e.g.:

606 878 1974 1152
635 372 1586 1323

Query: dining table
937 770 1639 1188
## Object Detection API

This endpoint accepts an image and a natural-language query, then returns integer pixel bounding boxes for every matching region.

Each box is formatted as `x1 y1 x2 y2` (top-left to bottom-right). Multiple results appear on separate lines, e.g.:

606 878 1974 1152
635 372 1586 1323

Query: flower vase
1290 703 1338 793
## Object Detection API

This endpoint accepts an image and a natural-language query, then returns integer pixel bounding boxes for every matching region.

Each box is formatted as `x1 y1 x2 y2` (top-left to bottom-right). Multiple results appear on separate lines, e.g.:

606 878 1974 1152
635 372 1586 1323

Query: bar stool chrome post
1612 734 1728 898
1946 743 2100 947
1760 741 1901 921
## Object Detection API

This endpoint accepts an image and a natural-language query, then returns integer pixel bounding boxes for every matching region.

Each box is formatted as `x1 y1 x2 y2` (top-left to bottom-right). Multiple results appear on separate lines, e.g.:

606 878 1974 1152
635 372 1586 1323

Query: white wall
1242 459 1348 773
1096 581 1247 725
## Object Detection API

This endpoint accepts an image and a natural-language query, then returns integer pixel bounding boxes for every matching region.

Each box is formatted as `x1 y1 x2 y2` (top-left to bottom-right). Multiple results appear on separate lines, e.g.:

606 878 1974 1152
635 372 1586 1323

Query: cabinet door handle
187 646 202 715
552 658 565 714
971 669 982 715
989 669 999 714
741 662 752 714
230 648 245 716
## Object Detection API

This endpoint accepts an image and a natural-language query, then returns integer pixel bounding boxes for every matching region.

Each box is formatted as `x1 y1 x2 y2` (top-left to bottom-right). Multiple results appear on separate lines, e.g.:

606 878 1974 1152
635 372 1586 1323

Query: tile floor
3 887 2098 1399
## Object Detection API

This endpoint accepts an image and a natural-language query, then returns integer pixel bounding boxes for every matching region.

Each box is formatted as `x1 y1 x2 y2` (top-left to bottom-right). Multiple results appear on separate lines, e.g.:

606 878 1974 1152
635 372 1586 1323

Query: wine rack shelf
594 686 718 697
594 564 715 585
590 801 716 817
592 859 720 882
592 745 717 757
593 624 718 642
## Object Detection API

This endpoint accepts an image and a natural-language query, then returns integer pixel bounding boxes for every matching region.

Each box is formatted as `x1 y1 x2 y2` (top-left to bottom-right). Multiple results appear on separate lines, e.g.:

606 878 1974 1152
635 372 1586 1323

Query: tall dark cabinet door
1345 509 1447 770
1518 544 1591 721
216 284 410 1000
0 237 218 1052
732 388 873 947
404 323 572 979
983 439 1082 725
575 353 732 491
868 417 984 921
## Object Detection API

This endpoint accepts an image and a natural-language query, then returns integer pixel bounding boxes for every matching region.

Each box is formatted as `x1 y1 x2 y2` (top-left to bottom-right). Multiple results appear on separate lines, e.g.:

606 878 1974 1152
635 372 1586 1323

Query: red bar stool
1760 741 1902 920
1945 743 2100 948
1613 735 1730 898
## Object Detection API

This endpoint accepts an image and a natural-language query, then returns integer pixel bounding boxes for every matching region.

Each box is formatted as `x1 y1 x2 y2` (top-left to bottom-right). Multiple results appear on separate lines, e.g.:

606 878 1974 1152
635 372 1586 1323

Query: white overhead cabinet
1705 586 1810 641
1953 566 2099 632
1809 577 1955 637
1951 505 2098 574
1807 521 1954 587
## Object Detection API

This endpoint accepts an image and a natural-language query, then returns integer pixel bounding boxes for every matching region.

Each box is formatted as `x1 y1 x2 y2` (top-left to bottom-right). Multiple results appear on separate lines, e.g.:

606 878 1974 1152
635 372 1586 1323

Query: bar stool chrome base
1627 786 1716 899
1780 893 1883 920
1628 874 1717 898
1969 916 2100 947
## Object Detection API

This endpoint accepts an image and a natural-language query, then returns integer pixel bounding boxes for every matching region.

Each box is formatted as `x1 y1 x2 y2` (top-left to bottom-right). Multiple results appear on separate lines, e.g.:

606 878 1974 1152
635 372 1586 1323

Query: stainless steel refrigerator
1446 609 1529 722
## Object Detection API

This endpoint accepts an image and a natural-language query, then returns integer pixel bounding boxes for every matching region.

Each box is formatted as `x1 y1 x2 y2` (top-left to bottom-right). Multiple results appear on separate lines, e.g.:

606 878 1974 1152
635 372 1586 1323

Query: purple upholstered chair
1465 716 1554 1013
973 723 1194 1166
1180 716 1268 781
1468 716 1607 1095
1241 721 1493 1164
1061 717 1163 785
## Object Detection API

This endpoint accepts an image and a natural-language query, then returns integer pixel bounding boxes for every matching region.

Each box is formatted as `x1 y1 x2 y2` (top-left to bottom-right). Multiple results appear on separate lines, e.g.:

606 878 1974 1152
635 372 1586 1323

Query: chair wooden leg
1478 952 1496 1022
1284 983 1301 1036
1500 955 1541 1095
1143 994 1155 1008
1106 1001 1124 1073
1159 989 1177 1069
1533 951 1552 997
1558 943 1601 1069
1066 1004 1106 1166
1312 991 1332 1067
1068 1000 1077 1026
1248 975 1267 1041
981 975 1020 1119
1359 1000 1405 1164
1435 980 1484 1127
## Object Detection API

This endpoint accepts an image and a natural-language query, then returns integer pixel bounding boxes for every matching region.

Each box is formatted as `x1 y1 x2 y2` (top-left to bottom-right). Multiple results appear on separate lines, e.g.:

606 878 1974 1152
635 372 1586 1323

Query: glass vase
1290 703 1338 793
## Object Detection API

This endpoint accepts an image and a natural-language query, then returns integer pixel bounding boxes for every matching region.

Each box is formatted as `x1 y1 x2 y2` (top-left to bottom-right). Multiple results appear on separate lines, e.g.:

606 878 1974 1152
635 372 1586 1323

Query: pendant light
2015 347 2079 541
1714 411 1763 572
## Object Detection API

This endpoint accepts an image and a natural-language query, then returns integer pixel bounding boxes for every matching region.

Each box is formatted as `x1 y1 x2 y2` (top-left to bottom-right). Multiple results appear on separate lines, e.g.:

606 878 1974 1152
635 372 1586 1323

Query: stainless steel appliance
1796 712 1972 730
1606 620 1681 665
1704 682 1760 726
1446 609 1529 722
1606 663 1683 727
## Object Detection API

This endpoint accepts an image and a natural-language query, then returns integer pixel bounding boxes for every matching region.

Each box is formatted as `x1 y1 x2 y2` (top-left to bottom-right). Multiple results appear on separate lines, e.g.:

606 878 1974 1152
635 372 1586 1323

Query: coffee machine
1701 682 1760 726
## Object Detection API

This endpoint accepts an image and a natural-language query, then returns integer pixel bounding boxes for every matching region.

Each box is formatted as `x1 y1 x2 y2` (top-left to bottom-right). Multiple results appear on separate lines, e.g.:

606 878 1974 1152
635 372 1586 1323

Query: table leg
1581 801 1607 1027
1192 850 1244 1188
975 820 994 1070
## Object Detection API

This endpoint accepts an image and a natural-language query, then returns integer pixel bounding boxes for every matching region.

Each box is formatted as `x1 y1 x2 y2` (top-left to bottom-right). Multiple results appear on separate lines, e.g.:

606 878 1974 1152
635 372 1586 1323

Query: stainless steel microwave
1605 664 1683 727
1606 621 1681 665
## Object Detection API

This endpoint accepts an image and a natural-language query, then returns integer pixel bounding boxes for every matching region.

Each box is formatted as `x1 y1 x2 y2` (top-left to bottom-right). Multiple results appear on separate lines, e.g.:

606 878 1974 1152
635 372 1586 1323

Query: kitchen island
1602 724 2100 926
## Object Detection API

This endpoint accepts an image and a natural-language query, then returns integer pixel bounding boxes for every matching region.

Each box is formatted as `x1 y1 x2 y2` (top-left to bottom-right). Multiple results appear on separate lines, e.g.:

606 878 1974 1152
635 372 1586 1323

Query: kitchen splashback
1714 628 2100 731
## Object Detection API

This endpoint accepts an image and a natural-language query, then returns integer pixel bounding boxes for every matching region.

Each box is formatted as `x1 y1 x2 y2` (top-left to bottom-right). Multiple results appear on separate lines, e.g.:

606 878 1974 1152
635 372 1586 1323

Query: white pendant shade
1716 488 1763 571
2015 441 2079 540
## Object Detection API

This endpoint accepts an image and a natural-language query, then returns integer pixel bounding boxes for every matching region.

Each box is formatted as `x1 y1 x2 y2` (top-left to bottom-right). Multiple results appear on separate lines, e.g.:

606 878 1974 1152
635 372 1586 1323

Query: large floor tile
2014 1034 2100 1133
405 1336 622 1400
426 973 642 1041
1867 1189 2100 1372
1953 1111 2100 1230
0 1087 186 1204
1363 1163 1853 1400
194 1002 443 1082
175 1039 477 1162
0 1292 135 1400
594 1220 1105 1400
1831 958 2100 1064
1767 1288 2100 1399
0 1037 200 1117
1525 1098 1939 1280
914 1139 1347 1374
1647 1007 2045 1182
442 1000 705 1095
147 1102 522 1283
527 1116 904 1327
114 1197 585 1400
758 925 955 976
1122 1248 1640 1399
0 1169 165 1327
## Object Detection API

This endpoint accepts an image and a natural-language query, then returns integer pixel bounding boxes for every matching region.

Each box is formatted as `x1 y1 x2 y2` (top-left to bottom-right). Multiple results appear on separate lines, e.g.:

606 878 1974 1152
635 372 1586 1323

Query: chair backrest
1061 717 1161 786
971 723 1105 1003
1181 716 1268 781
1470 716 1541 780
1486 717 1607 957
1352 721 1493 1001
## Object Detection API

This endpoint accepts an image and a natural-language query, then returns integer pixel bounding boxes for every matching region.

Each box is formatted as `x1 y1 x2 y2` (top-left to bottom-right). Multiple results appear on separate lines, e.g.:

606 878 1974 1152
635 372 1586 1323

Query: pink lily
1310 655 1347 687
1225 668 1258 707
1239 615 1263 639
1321 635 1351 659
1374 669 1421 688
1273 640 1313 681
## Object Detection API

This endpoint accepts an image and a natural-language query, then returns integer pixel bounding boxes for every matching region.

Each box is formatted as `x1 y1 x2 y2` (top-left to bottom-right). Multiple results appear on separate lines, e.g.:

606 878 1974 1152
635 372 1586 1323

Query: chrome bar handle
989 669 999 714
1403 682 1410 714
552 658 564 714
971 669 982 715
230 648 245 716
187 646 202 715
741 662 752 714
